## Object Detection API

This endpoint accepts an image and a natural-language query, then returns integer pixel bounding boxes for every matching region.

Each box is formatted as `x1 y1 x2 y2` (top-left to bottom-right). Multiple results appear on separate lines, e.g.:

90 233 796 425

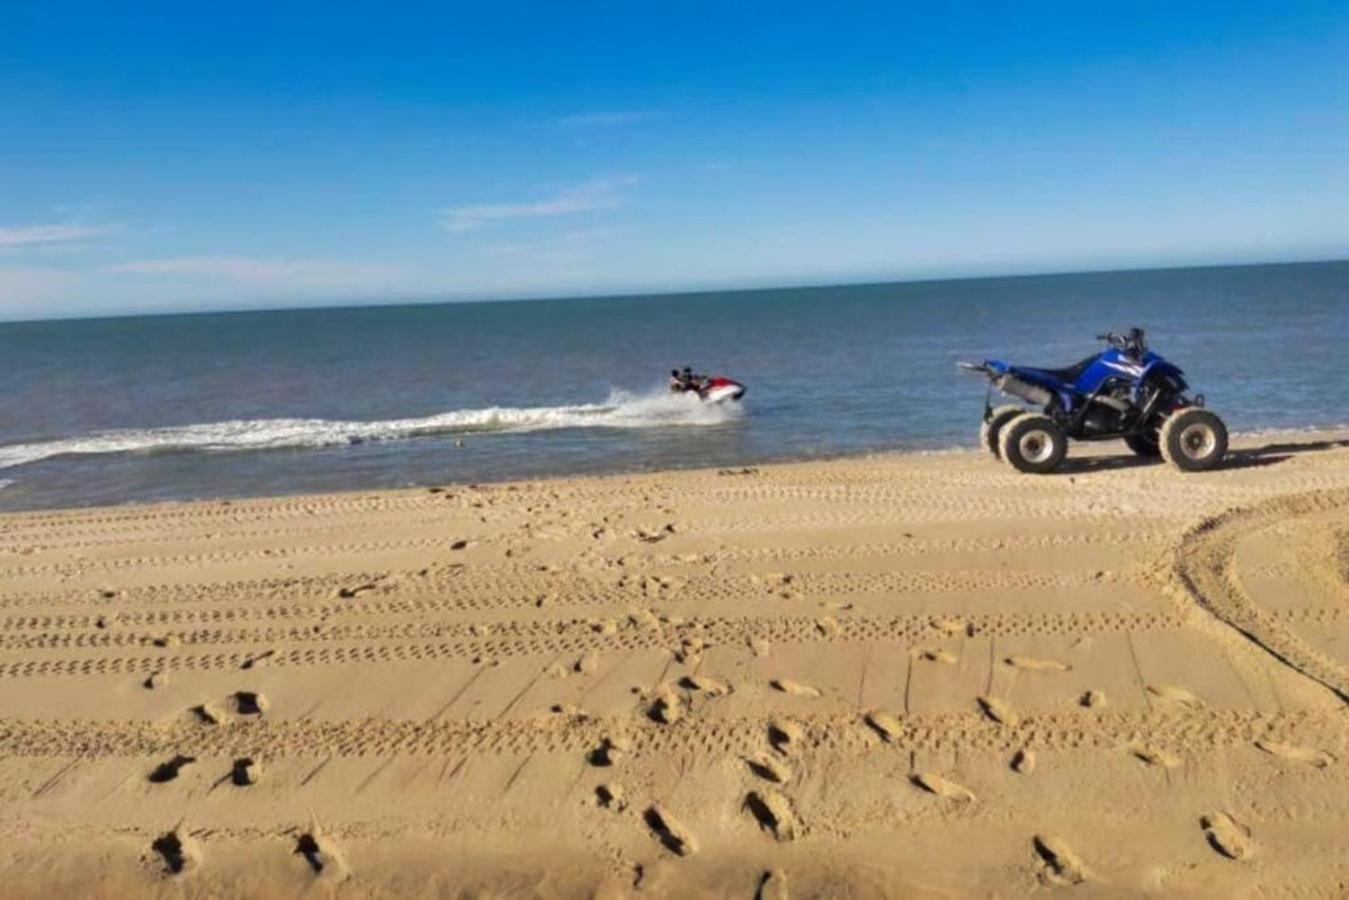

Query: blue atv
959 328 1228 474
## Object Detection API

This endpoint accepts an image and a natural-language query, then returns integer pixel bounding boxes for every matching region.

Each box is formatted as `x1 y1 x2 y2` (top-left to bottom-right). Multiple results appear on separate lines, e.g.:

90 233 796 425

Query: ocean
1 261 1346 510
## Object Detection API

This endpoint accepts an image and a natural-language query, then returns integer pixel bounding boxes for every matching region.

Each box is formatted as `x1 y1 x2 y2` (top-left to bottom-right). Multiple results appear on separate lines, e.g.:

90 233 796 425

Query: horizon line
4 255 1347 327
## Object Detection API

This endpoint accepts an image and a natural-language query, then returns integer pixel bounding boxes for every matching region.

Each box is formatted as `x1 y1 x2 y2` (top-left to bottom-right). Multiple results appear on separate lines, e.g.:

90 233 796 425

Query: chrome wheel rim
1179 422 1217 459
1019 429 1056 463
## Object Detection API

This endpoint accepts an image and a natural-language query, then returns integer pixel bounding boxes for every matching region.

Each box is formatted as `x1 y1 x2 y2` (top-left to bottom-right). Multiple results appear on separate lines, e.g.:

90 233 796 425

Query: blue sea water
1 261 1346 510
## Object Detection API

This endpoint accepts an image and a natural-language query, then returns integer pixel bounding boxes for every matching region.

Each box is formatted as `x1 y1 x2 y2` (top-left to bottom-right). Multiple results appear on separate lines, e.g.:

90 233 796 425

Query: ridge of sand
2 430 1349 896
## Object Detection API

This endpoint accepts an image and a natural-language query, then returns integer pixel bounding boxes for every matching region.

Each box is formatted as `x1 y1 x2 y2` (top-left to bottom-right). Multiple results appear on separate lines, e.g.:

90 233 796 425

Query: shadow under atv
1056 437 1349 475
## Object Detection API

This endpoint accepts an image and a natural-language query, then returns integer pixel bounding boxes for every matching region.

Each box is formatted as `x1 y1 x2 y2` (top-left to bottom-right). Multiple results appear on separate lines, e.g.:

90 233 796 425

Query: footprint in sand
589 733 632 767
231 757 261 786
768 719 805 755
1147 684 1201 706
675 636 704 664
294 824 347 879
755 869 789 900
864 709 904 743
910 772 976 802
1033 834 1089 885
1201 812 1256 860
977 695 1020 727
678 674 731 696
241 649 275 670
336 580 382 599
596 783 627 811
746 753 793 784
915 648 958 664
770 678 822 698
644 804 699 856
1004 656 1071 672
649 689 683 725
1011 748 1036 774
191 702 228 726
1129 742 1182 769
634 523 677 543
1254 740 1335 768
148 755 196 784
151 824 198 876
550 702 584 717
745 790 801 842
815 616 841 638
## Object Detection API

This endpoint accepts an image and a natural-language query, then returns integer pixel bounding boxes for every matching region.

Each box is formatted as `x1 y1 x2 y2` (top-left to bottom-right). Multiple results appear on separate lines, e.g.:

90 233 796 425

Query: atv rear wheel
980 405 1025 459
998 413 1067 474
1123 431 1161 457
1159 408 1228 472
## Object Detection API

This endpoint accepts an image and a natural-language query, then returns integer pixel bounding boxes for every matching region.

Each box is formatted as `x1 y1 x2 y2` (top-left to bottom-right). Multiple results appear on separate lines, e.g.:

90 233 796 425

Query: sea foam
0 389 740 471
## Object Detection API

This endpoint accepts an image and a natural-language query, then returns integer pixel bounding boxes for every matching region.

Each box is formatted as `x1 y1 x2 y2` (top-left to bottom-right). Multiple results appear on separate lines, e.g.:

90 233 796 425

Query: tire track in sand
0 709 1336 760
1172 487 1349 702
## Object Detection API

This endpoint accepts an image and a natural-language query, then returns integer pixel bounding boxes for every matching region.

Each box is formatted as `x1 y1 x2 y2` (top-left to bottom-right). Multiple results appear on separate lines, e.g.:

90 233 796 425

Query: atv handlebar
1098 328 1148 355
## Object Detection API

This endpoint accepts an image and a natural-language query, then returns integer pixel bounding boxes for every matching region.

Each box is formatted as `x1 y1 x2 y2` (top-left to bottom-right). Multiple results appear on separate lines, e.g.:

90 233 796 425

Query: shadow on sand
1057 437 1349 476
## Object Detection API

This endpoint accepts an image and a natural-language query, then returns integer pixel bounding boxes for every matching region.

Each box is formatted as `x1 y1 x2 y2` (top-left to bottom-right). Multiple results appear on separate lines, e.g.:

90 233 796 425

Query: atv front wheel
980 405 1025 459
1159 408 1228 472
1123 431 1161 457
998 413 1067 474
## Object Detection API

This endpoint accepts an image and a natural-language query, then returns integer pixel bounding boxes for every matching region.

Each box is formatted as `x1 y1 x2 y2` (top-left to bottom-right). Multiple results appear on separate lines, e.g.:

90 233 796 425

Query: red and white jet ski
696 376 746 404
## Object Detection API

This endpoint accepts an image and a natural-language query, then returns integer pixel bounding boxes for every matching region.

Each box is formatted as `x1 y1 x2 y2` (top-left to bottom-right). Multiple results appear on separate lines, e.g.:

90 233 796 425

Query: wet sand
2 431 1348 897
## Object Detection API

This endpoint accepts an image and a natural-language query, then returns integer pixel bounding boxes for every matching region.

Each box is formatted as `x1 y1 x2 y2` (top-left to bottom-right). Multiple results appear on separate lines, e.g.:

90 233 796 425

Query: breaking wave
0 389 741 471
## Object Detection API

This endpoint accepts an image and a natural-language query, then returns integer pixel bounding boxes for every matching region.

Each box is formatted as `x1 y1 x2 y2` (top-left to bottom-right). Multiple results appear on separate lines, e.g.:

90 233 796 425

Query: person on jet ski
687 367 711 388
670 367 703 393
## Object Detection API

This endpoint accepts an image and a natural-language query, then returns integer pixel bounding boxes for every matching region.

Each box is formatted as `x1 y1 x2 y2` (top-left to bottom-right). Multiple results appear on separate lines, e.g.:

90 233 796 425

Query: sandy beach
2 431 1348 897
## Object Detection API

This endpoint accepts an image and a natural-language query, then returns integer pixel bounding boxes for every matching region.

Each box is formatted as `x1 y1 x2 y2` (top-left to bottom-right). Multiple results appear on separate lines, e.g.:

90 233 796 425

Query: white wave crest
0 389 740 471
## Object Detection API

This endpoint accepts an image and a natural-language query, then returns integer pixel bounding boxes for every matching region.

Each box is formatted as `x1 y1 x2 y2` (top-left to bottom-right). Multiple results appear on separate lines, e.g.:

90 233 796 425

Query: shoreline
3 422 1348 516
1 429 1347 894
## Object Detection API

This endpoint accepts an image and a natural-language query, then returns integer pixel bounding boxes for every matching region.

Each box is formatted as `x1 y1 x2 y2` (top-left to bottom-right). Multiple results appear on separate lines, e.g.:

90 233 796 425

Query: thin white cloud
0 223 118 247
109 256 397 287
558 110 658 127
440 176 638 233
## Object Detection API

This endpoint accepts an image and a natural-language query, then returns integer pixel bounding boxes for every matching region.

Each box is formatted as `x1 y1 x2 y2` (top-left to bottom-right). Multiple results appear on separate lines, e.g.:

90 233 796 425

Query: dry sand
2 431 1349 897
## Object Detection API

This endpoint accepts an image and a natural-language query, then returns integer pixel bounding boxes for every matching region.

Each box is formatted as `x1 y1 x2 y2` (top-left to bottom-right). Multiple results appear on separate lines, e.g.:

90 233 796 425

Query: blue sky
2 2 1348 319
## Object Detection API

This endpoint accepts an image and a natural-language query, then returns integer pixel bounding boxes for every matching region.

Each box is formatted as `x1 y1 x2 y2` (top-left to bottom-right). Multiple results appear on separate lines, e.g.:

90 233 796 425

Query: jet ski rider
669 367 705 393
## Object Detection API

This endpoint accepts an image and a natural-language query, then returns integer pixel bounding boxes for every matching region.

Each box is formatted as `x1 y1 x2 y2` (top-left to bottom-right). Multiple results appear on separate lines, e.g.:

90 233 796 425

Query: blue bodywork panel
985 348 1186 412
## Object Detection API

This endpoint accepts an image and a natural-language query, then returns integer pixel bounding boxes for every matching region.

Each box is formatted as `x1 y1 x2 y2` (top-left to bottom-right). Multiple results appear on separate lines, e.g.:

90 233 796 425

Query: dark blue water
1 261 1346 510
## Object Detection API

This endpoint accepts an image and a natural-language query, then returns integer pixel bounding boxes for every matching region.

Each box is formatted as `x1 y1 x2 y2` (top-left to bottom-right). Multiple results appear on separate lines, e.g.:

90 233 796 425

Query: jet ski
670 368 746 403
697 376 746 404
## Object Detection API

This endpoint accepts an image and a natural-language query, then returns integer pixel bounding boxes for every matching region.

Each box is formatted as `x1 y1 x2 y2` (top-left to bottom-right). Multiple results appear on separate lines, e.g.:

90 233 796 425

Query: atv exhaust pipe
994 374 1052 406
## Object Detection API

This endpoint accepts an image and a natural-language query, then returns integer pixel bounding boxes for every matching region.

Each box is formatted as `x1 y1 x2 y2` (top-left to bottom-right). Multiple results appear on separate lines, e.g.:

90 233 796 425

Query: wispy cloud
109 256 396 287
0 223 118 247
558 110 659 128
440 176 638 233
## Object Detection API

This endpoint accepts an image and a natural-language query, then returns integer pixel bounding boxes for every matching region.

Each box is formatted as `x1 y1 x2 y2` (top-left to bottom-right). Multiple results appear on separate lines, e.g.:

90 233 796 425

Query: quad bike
958 328 1228 474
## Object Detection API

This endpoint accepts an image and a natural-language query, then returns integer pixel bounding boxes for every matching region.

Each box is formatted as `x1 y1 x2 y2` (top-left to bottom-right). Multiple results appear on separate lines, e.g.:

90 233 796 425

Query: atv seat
1021 355 1096 386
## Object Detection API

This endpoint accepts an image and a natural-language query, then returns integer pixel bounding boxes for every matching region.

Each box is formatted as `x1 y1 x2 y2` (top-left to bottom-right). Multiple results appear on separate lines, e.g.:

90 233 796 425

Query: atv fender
1134 360 1187 401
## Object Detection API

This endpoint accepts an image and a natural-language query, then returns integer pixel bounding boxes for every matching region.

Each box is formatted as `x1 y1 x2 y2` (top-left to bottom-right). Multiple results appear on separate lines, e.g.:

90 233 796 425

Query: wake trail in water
0 389 741 471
